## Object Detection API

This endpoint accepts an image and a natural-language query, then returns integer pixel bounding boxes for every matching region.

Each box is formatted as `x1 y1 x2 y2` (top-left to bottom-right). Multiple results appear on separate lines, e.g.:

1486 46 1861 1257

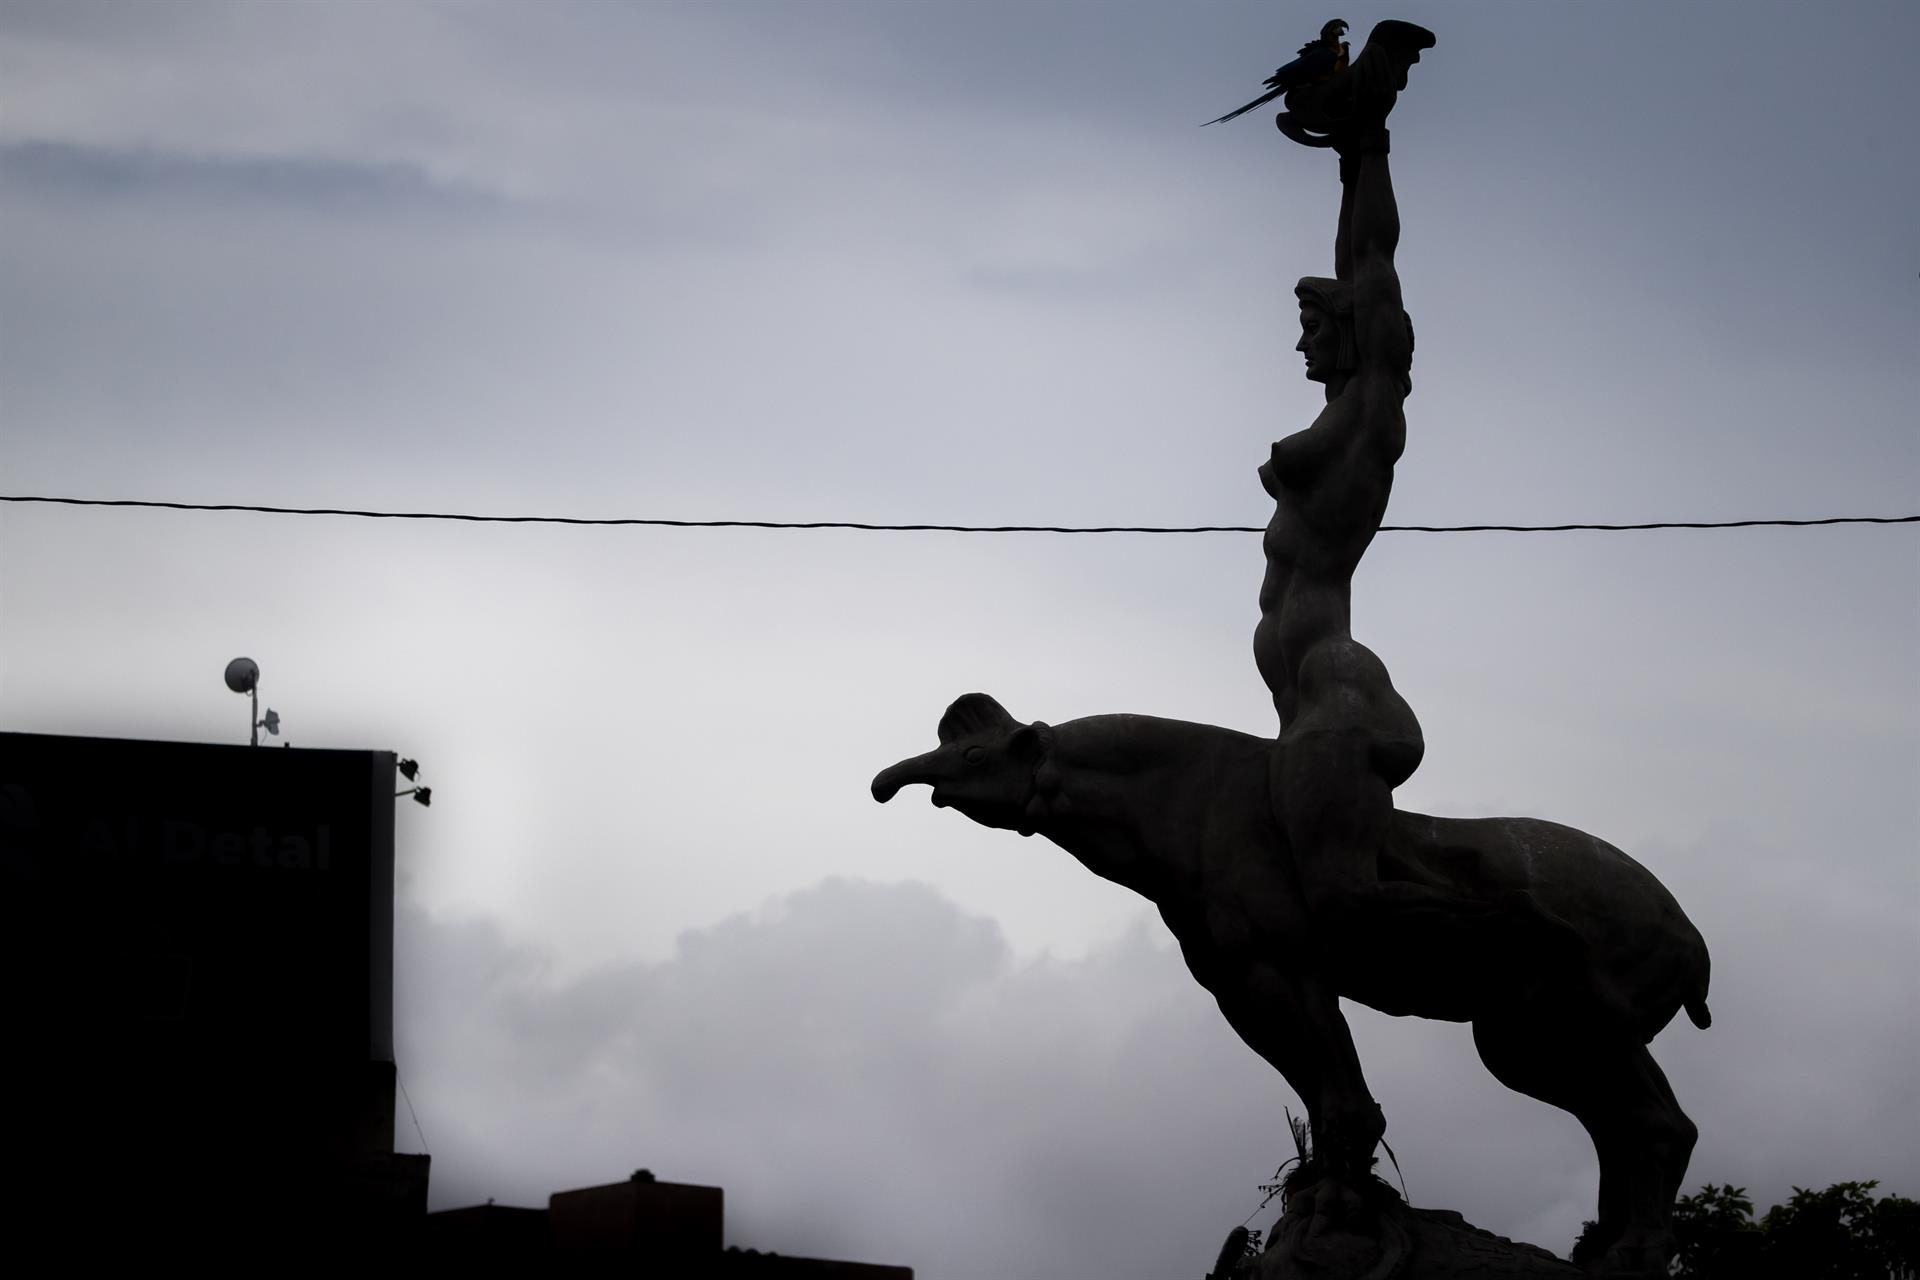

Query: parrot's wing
1263 54 1304 89
1262 46 1334 91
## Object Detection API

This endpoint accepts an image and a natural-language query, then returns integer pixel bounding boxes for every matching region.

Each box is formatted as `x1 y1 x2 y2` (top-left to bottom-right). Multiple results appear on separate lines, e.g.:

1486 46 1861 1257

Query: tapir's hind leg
1632 1042 1697 1213
1472 1015 1696 1274
1587 1043 1695 1274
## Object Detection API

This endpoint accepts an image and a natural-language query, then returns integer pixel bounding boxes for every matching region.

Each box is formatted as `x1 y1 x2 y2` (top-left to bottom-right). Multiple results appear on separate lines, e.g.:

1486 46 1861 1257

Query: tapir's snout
871 749 947 804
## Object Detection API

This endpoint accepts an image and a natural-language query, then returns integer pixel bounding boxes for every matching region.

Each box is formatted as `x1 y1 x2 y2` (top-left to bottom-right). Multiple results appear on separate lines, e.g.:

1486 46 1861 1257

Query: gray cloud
0 139 504 218
394 871 1918 1278
396 877 1283 1276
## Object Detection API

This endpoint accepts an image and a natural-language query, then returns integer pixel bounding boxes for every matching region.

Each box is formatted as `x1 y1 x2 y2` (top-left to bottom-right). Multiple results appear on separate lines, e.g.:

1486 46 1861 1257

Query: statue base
1231 1175 1603 1280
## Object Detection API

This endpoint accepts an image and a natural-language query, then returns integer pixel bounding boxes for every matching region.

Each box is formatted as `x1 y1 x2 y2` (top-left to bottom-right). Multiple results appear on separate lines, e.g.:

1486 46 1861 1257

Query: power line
2 494 1916 534
395 1064 428 1156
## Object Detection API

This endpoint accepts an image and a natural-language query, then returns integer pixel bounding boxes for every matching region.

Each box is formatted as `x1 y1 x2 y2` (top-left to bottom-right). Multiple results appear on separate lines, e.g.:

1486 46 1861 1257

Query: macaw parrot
1202 18 1349 126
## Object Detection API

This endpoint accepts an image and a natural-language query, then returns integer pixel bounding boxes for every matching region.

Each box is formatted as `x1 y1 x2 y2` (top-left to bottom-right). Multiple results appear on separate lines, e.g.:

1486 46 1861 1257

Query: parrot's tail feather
1202 87 1284 127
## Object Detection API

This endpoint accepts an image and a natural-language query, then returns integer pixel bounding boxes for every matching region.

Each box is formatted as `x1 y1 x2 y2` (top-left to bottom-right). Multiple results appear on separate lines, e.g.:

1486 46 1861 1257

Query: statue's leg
1276 639 1425 942
1472 1017 1626 1254
1277 640 1600 1005
1214 960 1384 1181
1472 1016 1696 1274
1267 641 1429 1176
1616 1045 1698 1257
1278 728 1392 920
1573 1045 1693 1275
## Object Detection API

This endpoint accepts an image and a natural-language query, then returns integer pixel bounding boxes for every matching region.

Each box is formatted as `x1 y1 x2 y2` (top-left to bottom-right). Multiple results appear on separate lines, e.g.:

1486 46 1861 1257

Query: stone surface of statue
874 20 1711 1279
874 695 1709 1277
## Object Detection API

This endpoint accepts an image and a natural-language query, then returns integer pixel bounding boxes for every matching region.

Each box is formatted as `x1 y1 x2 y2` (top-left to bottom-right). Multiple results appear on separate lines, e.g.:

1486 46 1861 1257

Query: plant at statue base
1202 1116 1319 1280
1253 1110 1406 1214
1242 1110 1406 1232
1256 1111 1316 1213
1205 1113 1415 1277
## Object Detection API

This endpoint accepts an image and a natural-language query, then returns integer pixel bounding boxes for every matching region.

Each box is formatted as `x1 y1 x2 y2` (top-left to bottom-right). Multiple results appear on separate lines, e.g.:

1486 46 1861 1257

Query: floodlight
225 657 278 746
224 657 259 695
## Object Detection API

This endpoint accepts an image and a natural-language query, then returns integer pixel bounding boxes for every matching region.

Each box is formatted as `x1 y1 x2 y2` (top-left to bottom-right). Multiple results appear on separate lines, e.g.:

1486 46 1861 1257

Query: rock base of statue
1234 1174 1598 1280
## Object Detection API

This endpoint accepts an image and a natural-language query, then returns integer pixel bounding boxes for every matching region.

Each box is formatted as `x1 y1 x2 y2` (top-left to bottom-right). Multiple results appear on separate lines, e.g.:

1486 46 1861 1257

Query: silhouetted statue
874 695 1709 1274
875 20 1710 1278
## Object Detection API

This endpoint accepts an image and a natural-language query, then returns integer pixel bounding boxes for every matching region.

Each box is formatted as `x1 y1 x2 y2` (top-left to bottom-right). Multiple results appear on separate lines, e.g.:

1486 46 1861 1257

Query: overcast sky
2 1 1915 1274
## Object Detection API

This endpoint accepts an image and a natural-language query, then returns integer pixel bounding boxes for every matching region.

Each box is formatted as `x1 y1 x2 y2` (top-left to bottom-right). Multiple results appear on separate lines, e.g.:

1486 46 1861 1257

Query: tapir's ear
1009 721 1051 762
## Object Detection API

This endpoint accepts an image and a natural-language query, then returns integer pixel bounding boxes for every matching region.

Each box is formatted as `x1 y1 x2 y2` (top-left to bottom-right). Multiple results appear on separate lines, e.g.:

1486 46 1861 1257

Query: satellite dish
224 657 259 694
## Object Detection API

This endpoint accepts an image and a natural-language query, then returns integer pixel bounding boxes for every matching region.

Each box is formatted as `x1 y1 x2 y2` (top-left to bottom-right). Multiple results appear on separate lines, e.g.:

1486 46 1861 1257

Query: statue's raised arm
1262 21 1432 496
1298 21 1434 422
1342 136 1412 393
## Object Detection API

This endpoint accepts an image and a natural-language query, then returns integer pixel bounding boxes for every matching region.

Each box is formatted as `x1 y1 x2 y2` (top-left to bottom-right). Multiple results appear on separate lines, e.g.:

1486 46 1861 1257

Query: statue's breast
1266 424 1336 493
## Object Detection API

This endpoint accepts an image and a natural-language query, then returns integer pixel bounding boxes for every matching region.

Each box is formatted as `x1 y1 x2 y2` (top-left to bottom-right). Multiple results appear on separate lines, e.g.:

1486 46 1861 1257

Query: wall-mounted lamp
396 758 432 807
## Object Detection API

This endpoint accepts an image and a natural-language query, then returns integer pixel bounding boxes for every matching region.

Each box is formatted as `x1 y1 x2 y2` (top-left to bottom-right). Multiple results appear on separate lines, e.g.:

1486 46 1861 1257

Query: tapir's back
1387 810 1711 1039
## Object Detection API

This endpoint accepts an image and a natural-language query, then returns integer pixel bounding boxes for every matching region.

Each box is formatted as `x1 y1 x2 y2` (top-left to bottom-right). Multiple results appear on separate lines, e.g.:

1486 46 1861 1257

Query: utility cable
396 1064 428 1155
2 495 1915 534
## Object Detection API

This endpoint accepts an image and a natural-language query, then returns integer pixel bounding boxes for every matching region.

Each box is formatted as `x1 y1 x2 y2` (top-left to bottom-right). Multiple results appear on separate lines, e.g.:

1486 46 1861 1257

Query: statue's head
870 693 1064 837
1294 277 1353 383
1294 276 1414 383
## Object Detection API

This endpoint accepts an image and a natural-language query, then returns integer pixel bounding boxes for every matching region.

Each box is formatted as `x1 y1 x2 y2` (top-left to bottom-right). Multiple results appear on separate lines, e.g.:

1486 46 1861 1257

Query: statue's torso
1254 377 1404 723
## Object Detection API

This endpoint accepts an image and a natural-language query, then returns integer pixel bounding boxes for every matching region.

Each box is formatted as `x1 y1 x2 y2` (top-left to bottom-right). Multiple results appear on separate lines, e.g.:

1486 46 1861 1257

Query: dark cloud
0 139 505 219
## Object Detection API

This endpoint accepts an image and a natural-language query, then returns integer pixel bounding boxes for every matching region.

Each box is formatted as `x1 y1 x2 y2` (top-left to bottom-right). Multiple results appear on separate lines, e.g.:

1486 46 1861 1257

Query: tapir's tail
1684 954 1712 1028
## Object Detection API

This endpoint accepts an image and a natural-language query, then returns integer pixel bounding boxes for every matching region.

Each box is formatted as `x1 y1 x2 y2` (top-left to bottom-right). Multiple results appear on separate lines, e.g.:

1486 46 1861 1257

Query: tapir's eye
964 746 986 764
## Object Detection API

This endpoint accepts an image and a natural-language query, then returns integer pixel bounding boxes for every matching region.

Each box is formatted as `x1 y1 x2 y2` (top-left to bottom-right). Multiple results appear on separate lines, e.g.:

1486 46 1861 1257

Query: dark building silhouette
0 733 911 1274
0 732 425 1261
429 1171 913 1276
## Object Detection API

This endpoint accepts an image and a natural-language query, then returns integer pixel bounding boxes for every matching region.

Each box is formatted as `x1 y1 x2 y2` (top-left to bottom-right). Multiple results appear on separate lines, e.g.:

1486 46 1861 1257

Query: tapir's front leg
1211 959 1385 1179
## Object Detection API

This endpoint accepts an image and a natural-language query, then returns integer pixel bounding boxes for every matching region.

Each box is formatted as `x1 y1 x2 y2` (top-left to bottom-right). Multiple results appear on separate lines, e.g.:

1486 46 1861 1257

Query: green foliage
1568 1218 1609 1266
1662 1179 1918 1279
1669 1184 1762 1275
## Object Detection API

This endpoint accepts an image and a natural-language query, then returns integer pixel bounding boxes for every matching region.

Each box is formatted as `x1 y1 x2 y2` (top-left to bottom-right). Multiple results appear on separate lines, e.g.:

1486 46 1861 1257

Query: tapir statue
873 693 1711 1271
